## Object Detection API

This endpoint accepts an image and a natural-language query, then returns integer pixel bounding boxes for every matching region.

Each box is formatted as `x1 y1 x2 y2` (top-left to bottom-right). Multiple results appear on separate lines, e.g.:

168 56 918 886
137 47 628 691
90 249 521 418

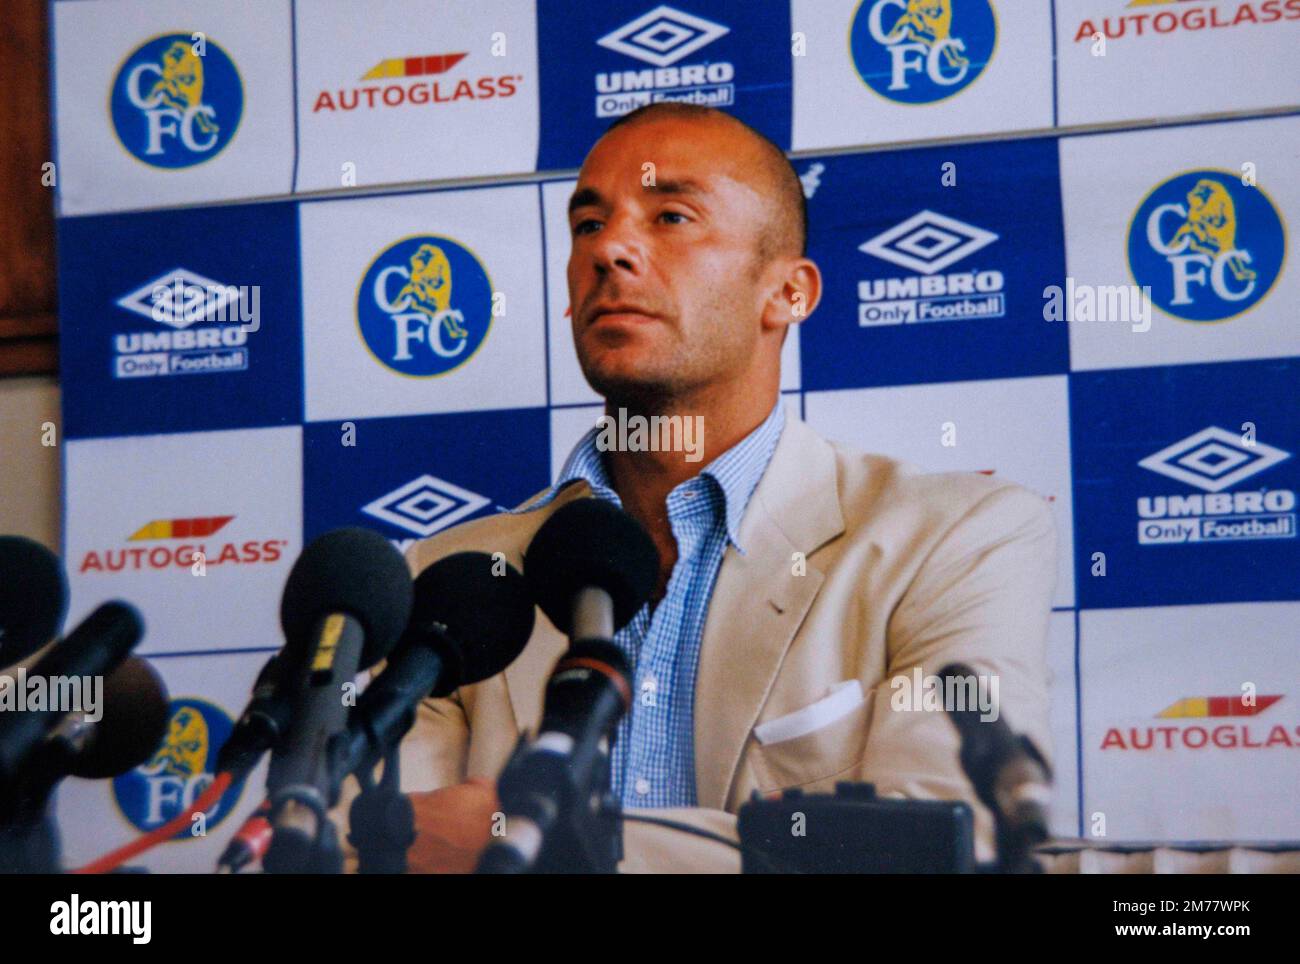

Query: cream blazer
391 409 1057 872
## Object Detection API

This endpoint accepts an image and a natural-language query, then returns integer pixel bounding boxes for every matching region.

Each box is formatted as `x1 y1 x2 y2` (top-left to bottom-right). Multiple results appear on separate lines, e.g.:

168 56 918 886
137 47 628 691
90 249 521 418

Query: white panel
54 0 294 215
791 0 1053 152
1056 0 1300 127
64 427 301 655
300 185 547 420
1080 602 1300 841
1061 116 1298 371
294 0 540 191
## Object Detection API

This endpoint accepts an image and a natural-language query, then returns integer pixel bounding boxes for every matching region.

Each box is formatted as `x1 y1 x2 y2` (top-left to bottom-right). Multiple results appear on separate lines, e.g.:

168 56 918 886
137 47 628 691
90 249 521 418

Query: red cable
71 771 234 874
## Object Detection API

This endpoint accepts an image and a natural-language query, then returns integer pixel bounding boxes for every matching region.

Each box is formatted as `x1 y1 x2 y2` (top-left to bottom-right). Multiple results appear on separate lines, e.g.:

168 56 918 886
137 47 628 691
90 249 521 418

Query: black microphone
262 528 413 874
0 656 166 874
477 639 633 874
221 552 538 874
938 662 1052 872
0 536 68 668
342 551 535 777
15 657 169 793
215 653 292 780
524 499 657 644
0 602 144 787
474 500 656 874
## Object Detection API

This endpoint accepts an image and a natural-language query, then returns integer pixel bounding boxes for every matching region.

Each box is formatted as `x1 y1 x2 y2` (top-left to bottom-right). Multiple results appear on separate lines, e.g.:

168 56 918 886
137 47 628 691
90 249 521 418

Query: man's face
566 117 776 404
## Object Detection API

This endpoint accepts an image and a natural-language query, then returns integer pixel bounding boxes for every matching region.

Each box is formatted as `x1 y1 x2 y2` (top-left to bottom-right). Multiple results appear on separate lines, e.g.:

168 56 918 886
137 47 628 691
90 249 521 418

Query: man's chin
580 359 678 407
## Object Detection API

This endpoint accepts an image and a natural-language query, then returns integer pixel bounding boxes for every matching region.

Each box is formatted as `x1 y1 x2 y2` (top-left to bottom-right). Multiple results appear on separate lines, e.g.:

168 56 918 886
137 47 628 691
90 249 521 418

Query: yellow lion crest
1170 179 1256 283
395 243 468 340
148 41 219 137
883 0 968 70
139 706 208 779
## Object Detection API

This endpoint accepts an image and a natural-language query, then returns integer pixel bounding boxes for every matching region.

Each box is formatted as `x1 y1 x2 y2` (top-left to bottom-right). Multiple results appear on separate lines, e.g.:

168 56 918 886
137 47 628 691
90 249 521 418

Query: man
390 103 1056 873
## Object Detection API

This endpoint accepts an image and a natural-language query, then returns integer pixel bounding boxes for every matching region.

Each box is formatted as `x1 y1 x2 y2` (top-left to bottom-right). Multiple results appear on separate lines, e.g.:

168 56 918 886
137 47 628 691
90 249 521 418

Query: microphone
0 536 68 668
42 657 169 781
7 656 169 805
215 653 292 780
938 662 1052 872
524 499 657 644
477 639 633 874
474 500 656 874
221 552 537 873
0 602 145 787
341 551 535 776
262 528 413 874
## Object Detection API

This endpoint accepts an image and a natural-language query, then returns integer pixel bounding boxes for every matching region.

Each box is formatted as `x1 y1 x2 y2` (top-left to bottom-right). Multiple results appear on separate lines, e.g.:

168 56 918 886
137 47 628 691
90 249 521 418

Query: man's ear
761 258 822 334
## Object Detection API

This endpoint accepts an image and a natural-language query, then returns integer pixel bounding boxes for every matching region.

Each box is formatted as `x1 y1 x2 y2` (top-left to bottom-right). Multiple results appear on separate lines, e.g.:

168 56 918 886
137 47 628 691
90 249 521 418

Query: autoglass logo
849 0 997 104
356 236 493 378
110 33 243 168
1128 170 1286 322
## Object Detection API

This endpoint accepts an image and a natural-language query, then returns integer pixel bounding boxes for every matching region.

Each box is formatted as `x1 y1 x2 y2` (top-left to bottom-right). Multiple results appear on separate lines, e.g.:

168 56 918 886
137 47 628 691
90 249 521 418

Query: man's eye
572 219 601 236
659 211 689 225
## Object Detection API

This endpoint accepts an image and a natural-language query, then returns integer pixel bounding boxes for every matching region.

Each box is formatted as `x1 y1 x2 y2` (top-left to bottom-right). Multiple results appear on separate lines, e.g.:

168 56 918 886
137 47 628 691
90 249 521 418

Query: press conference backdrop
48 0 1298 871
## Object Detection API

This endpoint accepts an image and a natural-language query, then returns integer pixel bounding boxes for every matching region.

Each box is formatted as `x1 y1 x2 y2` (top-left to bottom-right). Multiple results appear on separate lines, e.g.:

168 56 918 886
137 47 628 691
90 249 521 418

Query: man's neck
600 384 778 601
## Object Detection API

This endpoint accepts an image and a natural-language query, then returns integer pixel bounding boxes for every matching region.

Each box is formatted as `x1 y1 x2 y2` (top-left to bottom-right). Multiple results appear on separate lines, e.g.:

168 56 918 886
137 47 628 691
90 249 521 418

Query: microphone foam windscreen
279 527 413 669
70 656 170 779
410 552 534 691
0 536 68 667
524 499 657 634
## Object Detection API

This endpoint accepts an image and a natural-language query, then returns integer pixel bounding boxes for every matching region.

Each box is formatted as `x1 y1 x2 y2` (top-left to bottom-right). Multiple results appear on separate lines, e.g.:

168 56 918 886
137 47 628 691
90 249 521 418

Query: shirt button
640 677 658 707
634 778 651 796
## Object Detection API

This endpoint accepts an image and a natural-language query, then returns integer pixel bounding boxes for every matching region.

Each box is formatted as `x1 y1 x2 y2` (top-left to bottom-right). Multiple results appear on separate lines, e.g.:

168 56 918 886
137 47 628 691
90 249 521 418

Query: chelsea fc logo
850 0 997 104
1128 170 1285 322
111 33 243 168
113 698 247 838
357 236 494 378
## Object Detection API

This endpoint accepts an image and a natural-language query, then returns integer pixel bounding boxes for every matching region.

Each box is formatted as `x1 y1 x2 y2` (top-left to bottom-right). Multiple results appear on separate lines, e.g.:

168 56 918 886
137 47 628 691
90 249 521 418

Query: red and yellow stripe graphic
1157 695 1282 718
129 516 234 541
362 53 467 80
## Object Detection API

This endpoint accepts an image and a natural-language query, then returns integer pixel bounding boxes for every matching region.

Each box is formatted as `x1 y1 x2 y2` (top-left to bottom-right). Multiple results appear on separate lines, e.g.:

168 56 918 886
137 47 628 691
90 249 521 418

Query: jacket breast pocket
749 684 872 794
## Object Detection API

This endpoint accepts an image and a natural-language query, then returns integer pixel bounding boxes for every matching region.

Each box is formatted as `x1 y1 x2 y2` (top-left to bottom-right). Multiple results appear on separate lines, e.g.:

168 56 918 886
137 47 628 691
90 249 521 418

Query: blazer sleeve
859 483 1057 860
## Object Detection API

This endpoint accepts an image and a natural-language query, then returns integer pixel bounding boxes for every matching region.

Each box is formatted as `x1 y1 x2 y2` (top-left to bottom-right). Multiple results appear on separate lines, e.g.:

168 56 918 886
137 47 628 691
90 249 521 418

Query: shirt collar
514 401 786 554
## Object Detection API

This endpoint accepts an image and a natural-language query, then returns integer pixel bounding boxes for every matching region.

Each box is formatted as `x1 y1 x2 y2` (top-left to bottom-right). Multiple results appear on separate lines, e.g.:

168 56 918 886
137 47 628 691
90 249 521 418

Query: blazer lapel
693 413 845 808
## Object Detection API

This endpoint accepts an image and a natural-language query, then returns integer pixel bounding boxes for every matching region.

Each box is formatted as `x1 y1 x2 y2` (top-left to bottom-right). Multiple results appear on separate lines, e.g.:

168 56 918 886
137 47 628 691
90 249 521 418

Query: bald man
387 104 1056 873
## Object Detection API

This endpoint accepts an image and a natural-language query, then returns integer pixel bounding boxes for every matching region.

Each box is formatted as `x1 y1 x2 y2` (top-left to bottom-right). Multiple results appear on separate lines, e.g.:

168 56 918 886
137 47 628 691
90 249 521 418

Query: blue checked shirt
514 402 785 808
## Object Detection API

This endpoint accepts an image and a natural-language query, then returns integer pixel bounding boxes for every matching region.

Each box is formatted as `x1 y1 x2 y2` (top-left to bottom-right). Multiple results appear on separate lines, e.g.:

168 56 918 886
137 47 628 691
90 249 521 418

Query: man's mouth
586 304 660 327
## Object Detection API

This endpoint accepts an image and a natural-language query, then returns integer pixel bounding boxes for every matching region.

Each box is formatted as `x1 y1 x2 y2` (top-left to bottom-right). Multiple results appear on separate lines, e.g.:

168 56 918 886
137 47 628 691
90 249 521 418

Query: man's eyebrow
567 179 709 216
567 187 602 215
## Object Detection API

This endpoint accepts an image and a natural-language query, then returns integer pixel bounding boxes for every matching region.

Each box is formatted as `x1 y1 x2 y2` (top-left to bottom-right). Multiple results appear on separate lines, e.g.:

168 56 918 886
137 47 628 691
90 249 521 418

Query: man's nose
589 214 645 277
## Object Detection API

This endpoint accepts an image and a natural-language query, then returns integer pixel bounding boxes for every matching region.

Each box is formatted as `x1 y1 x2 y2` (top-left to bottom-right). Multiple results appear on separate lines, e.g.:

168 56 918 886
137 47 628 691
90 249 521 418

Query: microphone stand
347 745 415 874
0 801 61 874
0 746 69 873
533 751 622 874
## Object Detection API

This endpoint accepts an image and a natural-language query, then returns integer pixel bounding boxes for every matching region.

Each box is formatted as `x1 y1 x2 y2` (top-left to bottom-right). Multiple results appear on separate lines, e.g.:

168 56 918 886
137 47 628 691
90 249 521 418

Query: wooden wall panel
0 0 57 377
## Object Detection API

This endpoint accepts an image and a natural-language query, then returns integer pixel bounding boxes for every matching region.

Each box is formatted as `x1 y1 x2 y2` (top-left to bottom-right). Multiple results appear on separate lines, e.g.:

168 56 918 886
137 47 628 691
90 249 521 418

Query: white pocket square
753 680 865 746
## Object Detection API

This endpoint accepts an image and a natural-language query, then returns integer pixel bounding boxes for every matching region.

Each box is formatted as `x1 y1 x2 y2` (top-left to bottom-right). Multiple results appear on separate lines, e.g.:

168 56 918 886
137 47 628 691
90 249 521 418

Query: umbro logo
361 475 491 537
1139 427 1290 493
859 211 998 275
597 5 729 67
116 268 247 329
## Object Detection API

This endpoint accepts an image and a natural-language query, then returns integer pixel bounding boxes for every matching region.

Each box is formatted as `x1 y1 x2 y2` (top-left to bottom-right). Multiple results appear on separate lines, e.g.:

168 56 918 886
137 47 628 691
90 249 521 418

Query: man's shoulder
817 431 1053 544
